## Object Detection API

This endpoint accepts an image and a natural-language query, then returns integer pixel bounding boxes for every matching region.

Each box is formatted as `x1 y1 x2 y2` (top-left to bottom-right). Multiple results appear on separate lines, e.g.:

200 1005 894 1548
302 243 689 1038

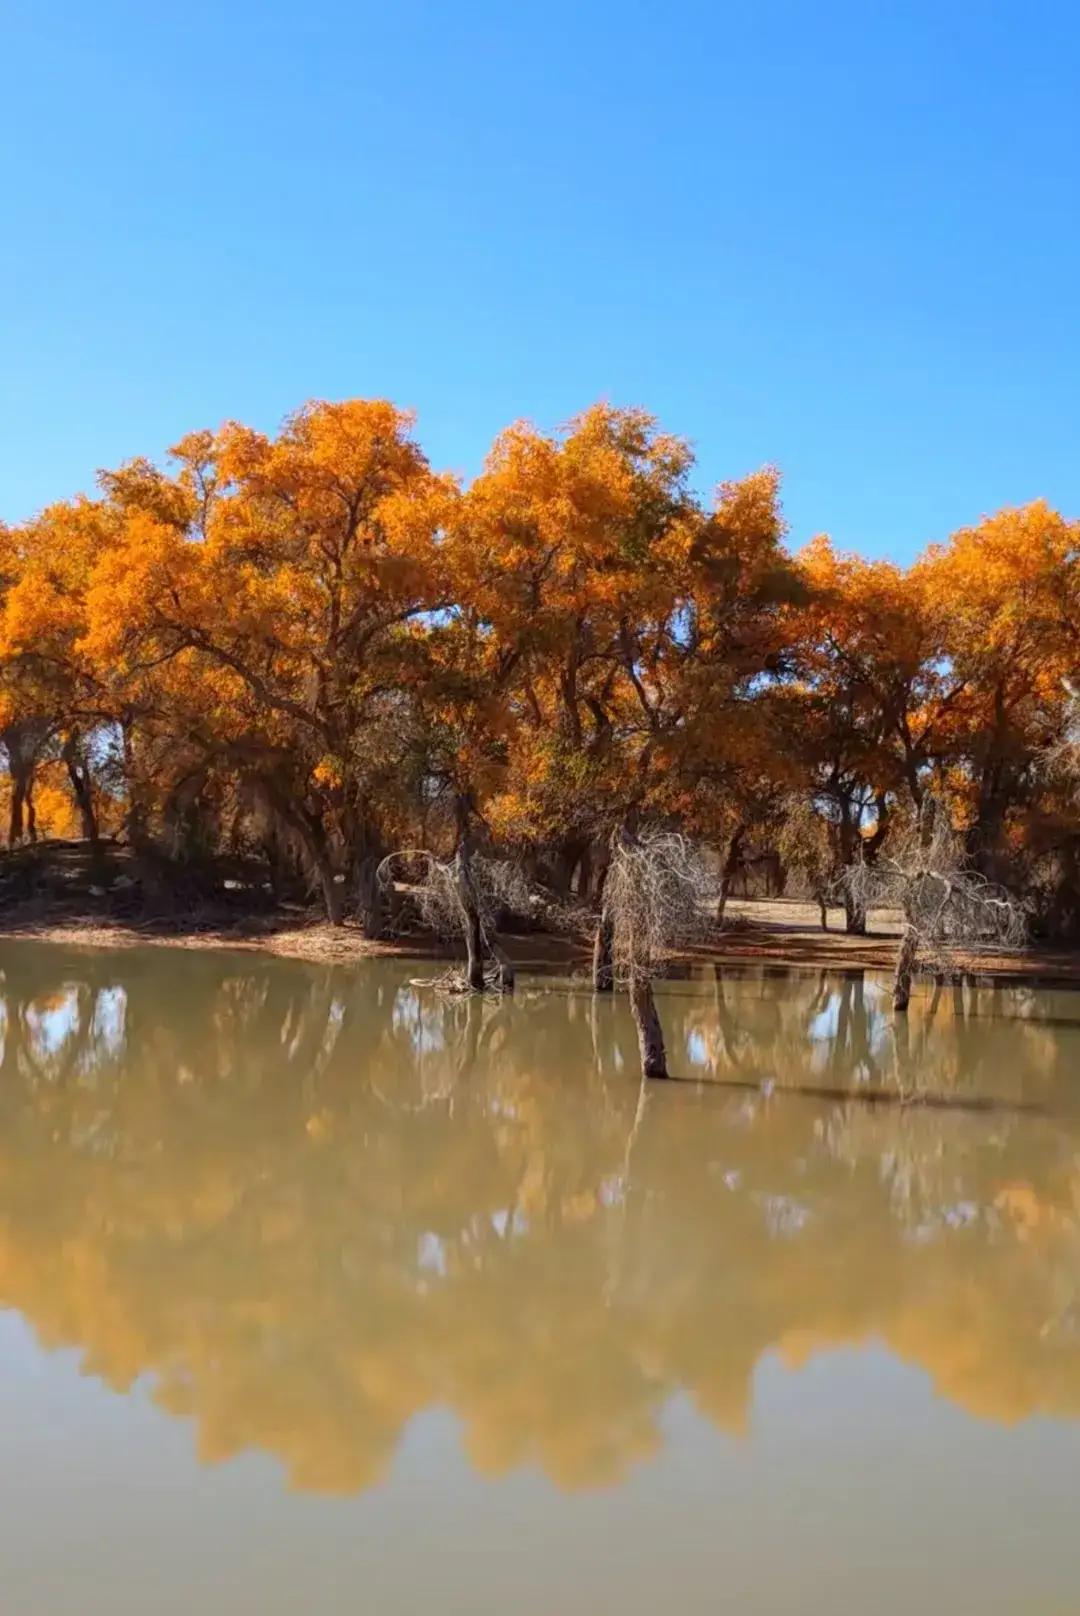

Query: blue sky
3 0 1078 559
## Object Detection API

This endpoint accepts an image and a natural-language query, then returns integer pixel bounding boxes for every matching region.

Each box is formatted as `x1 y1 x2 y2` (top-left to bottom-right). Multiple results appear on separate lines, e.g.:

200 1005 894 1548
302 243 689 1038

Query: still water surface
0 941 1079 1613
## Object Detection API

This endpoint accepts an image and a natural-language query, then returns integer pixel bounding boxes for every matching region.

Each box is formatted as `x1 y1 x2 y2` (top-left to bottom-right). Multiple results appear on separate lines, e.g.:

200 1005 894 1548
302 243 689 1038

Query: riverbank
2 894 1078 985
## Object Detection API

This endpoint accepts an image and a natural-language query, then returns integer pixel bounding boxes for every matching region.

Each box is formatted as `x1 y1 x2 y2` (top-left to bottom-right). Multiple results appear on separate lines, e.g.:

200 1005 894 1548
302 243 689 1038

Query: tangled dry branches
839 801 1026 1009
378 848 528 993
377 850 528 938
604 829 715 986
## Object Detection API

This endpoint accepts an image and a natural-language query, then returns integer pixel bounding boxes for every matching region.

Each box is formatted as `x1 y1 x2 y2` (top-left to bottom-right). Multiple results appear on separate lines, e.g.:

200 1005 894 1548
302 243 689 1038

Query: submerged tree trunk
630 976 667 1079
487 936 516 993
453 810 514 993
892 925 918 1012
454 825 487 992
892 795 936 1011
593 820 628 990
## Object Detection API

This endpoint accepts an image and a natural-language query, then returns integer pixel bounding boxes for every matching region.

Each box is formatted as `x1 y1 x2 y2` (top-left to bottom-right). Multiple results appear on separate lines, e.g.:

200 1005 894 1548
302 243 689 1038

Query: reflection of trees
0 944 1077 1494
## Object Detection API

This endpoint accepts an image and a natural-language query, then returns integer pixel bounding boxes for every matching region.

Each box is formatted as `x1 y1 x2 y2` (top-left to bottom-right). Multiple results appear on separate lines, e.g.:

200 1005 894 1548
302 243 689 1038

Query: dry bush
377 848 528 994
840 800 1026 1008
604 830 715 985
389 851 528 939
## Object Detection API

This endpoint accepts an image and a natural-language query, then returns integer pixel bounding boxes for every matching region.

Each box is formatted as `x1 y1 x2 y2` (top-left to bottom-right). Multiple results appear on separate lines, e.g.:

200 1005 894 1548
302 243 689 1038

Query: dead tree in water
841 797 1026 1012
599 826 713 1078
377 844 524 994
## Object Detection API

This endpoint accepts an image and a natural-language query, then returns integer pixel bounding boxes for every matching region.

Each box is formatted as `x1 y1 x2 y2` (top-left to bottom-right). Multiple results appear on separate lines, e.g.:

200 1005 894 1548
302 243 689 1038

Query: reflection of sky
392 987 447 1056
87 987 127 1062
25 986 81 1058
808 983 889 1045
417 1232 448 1276
19 985 131 1081
0 1309 1077 1614
686 1030 708 1067
681 978 898 1082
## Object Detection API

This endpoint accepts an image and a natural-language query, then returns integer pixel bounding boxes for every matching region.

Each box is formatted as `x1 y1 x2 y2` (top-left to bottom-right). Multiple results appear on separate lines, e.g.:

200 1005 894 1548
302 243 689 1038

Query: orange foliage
0 398 1077 928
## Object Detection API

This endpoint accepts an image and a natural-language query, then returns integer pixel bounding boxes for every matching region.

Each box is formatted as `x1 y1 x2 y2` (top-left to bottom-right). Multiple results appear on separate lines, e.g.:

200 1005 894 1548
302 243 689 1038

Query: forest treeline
2 397 1078 940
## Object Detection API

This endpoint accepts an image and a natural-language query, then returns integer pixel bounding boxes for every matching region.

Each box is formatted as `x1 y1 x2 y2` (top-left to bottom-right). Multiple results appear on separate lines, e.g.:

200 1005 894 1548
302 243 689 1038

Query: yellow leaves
918 501 1080 669
710 465 786 559
2 390 1078 884
0 570 79 658
97 458 197 531
312 757 343 790
0 764 79 838
80 511 194 663
910 501 1080 770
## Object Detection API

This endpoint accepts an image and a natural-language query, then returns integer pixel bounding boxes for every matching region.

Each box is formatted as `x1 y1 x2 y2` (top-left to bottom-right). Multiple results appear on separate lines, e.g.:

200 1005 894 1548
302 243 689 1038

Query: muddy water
0 941 1078 1614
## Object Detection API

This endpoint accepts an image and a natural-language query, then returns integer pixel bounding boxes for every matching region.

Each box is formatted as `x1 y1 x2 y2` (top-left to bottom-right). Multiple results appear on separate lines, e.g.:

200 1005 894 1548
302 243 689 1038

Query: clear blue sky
3 0 1078 559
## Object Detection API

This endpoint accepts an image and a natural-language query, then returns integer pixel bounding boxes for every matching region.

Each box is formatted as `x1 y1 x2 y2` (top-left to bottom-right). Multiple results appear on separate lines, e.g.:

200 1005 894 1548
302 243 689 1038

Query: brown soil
0 890 1076 986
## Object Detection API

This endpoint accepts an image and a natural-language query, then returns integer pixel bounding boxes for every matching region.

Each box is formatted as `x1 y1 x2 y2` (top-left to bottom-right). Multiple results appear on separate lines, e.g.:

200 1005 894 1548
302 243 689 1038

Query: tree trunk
630 976 667 1079
551 840 583 898
318 859 344 926
454 832 488 992
717 826 746 928
577 842 593 898
487 937 516 993
3 722 48 848
452 802 514 994
843 884 866 936
818 892 829 932
62 735 99 847
264 830 287 903
352 851 384 937
893 926 918 1012
121 720 153 854
593 901 614 992
287 806 341 924
837 802 867 934
8 776 25 845
259 778 342 926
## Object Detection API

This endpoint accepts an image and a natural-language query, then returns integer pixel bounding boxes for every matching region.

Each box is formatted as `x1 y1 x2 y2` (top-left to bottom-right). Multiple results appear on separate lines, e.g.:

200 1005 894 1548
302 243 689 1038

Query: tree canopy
2 396 1078 941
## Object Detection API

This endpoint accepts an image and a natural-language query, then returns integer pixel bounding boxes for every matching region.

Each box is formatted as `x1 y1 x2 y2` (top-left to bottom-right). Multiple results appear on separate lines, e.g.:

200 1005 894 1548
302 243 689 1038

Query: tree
0 500 125 850
458 404 698 890
776 796 836 929
917 502 1080 875
783 537 950 932
602 826 713 1078
842 797 1026 1011
81 401 454 922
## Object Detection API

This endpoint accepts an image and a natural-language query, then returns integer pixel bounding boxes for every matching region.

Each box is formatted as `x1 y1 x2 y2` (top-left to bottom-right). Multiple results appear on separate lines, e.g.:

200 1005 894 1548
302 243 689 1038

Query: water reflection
0 943 1078 1494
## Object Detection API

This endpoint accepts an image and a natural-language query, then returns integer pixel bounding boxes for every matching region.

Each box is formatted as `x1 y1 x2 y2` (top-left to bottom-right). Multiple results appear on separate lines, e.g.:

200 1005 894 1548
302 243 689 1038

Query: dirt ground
0 892 1076 985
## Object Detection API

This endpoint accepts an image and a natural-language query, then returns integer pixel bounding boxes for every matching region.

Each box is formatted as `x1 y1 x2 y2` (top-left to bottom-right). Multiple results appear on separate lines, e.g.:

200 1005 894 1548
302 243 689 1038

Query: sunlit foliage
1 399 1078 937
